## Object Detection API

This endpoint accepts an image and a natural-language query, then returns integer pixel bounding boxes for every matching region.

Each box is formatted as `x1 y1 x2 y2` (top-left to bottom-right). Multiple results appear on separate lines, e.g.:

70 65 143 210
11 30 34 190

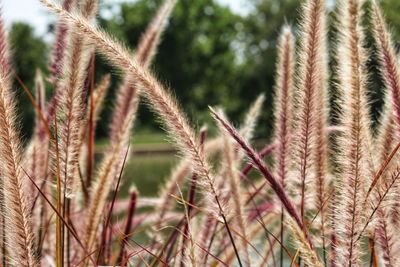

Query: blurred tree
379 0 400 44
9 22 47 139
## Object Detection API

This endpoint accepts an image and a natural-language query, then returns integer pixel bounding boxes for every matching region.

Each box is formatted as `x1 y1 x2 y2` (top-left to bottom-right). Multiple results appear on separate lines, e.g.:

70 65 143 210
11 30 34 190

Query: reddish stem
117 190 138 266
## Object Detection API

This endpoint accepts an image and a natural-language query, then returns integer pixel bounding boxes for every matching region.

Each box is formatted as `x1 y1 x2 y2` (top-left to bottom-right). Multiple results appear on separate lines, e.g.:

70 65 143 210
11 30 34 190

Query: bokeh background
3 0 400 195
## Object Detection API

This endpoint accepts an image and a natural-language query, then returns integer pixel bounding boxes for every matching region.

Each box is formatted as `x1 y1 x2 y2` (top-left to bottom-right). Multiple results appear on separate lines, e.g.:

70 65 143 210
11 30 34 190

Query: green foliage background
7 0 400 140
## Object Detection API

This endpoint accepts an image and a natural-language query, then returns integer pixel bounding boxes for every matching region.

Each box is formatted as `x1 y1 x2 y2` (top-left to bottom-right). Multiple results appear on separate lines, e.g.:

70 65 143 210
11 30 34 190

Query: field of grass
96 131 167 145
121 153 178 196
96 131 178 196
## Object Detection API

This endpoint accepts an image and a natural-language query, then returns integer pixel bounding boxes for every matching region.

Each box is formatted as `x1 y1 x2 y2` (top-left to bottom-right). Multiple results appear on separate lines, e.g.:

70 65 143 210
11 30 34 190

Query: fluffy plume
81 0 177 254
48 0 76 84
89 74 110 128
0 13 37 267
273 26 295 193
79 0 98 18
23 70 50 225
376 209 399 267
24 70 48 189
371 1 400 129
110 0 176 142
371 1 400 228
287 218 323 267
310 0 329 259
363 166 400 266
273 25 295 266
239 94 265 142
334 0 373 265
81 74 111 156
79 74 110 183
54 0 98 197
291 0 328 228
46 0 77 131
34 70 47 125
135 0 176 67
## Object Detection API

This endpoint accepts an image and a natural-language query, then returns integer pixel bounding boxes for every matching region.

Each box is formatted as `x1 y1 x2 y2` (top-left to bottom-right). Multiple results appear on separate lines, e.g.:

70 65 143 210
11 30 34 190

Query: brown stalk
23 168 97 266
54 115 63 267
117 189 138 266
96 144 130 265
86 55 96 188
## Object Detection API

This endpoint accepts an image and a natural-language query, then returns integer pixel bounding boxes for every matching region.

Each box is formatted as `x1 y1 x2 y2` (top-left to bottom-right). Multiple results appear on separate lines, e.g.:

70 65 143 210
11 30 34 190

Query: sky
3 0 249 38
